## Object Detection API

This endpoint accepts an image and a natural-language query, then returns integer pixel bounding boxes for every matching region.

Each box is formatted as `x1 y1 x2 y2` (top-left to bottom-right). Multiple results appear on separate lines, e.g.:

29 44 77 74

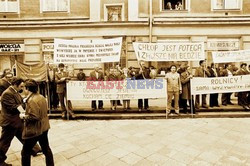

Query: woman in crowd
107 68 118 110
165 65 182 115
20 79 54 166
122 67 131 111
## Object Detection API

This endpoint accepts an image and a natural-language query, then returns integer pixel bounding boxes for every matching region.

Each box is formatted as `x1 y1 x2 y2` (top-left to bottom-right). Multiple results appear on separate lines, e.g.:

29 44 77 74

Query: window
41 0 69 12
104 4 124 21
0 0 19 13
213 0 241 10
162 0 188 11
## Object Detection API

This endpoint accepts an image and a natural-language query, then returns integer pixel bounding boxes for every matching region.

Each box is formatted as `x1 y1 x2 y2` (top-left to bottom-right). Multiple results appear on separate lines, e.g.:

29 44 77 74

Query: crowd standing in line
1 61 250 120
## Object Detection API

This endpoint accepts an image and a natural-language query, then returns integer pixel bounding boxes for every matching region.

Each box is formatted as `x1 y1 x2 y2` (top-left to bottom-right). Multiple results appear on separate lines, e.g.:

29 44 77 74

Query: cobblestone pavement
4 118 250 166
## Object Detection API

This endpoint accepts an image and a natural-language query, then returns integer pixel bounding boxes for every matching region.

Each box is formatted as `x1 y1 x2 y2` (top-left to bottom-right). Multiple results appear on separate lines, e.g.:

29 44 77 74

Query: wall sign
0 44 24 52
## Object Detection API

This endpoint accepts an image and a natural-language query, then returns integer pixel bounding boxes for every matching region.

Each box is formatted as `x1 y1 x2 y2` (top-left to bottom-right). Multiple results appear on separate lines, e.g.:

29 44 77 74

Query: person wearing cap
236 63 250 110
55 63 75 118
89 65 104 111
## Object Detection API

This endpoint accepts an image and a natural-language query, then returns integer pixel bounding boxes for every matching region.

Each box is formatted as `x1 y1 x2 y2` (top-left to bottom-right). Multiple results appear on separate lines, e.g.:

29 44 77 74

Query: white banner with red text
133 42 205 61
191 75 250 95
54 38 122 64
212 49 250 63
66 79 167 100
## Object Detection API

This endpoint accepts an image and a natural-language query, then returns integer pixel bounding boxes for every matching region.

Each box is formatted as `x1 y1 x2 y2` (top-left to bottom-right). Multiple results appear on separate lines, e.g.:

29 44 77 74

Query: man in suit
220 64 234 106
89 65 104 111
194 60 211 109
55 63 75 119
136 61 151 112
208 63 219 107
236 63 250 110
0 78 41 166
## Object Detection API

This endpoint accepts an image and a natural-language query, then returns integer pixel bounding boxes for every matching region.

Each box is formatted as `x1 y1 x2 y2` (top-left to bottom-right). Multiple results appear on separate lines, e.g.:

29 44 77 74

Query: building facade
0 0 250 75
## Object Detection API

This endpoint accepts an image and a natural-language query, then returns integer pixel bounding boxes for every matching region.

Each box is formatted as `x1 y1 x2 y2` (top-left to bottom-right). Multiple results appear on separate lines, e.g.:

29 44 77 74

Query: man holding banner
236 63 250 110
55 63 75 119
136 61 151 112
194 60 210 109
220 64 235 106
90 65 104 111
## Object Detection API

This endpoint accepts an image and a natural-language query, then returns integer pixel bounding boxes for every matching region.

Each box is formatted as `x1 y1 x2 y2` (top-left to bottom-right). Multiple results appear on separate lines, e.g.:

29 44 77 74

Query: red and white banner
67 79 167 100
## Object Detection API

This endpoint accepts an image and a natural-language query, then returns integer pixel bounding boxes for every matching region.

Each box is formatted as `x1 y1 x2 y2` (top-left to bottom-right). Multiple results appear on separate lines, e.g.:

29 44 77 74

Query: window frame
0 0 20 13
160 0 190 12
104 3 125 22
211 0 242 11
40 0 70 13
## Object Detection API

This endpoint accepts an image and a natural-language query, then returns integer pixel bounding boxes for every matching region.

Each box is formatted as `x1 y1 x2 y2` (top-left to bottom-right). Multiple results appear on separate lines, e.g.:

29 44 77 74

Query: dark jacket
236 68 249 76
208 67 218 78
219 69 234 77
180 71 191 100
135 67 150 80
23 93 50 139
0 86 23 128
77 72 86 81
0 78 11 96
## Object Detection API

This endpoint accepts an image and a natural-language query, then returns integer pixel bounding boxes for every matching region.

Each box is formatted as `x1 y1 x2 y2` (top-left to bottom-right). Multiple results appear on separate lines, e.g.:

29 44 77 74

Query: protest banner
54 37 122 63
212 49 250 63
191 75 250 95
67 79 167 100
133 42 205 61
16 62 48 81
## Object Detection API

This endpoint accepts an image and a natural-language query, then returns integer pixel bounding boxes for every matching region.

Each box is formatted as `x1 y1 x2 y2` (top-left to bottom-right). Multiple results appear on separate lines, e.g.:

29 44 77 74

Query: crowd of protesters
1 61 250 119
0 61 250 165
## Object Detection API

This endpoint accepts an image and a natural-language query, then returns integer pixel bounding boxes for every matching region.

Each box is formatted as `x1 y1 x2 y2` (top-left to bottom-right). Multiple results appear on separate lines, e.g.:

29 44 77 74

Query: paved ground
4 118 250 166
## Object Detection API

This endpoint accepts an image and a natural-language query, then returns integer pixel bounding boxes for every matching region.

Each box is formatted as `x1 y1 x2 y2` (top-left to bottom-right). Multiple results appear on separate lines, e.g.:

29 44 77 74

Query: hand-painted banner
212 49 250 63
54 38 122 64
191 75 250 95
133 42 205 61
67 79 166 100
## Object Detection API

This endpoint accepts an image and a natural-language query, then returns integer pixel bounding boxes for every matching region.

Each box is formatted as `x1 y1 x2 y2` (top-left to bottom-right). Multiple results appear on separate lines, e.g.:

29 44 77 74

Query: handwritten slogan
212 49 250 63
191 75 250 95
133 42 205 61
67 79 167 100
54 38 122 63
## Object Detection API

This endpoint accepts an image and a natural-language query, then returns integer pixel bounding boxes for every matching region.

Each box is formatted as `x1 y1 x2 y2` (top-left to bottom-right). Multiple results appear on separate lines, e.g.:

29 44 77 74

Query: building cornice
1 16 250 29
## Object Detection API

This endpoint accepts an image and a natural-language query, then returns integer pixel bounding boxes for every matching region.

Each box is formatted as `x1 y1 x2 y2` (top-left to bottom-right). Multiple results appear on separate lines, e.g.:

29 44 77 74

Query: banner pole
190 78 194 118
46 63 51 115
191 95 194 118
65 90 70 121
